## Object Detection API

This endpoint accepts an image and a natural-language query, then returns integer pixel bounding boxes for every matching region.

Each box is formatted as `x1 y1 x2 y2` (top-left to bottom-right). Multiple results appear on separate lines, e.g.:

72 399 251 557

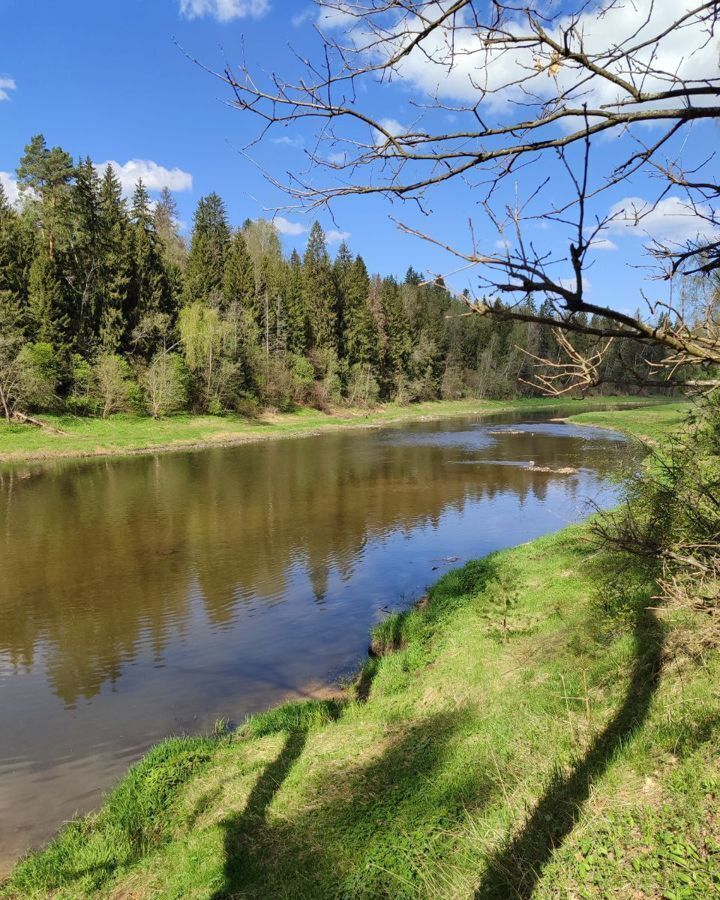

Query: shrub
94 353 139 418
140 352 189 418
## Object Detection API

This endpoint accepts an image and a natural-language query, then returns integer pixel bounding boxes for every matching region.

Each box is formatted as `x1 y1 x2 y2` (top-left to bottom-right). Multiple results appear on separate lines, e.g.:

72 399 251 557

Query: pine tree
16 134 74 259
303 222 337 354
184 193 230 307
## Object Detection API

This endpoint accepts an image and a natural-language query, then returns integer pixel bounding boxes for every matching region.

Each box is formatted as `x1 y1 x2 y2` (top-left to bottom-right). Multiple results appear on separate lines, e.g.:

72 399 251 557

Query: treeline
0 135 666 421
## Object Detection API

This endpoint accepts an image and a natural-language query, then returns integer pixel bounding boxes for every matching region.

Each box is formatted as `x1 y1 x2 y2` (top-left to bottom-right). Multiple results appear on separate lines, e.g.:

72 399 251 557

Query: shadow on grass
210 726 313 899
475 605 665 899
211 708 484 899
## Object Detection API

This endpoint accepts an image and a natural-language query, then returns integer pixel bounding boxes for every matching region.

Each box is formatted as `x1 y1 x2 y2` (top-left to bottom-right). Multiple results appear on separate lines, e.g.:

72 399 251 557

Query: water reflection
0 413 635 872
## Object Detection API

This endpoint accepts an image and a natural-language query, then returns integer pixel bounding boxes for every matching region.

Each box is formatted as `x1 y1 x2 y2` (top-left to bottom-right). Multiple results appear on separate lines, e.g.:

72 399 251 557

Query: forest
0 135 671 424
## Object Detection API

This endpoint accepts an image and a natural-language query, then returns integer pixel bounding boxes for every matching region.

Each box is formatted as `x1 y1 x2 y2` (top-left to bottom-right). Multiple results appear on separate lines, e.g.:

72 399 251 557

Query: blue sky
1 0 715 310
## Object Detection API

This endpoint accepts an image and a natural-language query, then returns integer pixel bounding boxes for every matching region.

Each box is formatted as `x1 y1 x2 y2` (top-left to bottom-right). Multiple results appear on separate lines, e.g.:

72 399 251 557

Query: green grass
0 395 666 463
3 400 715 899
568 399 692 444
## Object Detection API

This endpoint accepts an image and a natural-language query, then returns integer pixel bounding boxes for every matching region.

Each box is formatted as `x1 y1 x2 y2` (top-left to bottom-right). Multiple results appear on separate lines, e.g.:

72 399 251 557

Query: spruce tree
335 249 376 368
379 276 410 395
28 247 70 348
154 187 186 272
0 183 29 324
98 165 131 353
223 231 255 313
184 193 230 307
302 222 337 354
284 249 307 354
127 179 172 356
69 157 104 353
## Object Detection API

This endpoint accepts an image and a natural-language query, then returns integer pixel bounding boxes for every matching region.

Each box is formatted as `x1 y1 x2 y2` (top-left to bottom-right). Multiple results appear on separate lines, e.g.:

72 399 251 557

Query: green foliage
15 342 60 410
593 397 720 654
94 353 139 418
184 193 230 307
1 134 679 424
140 352 189 418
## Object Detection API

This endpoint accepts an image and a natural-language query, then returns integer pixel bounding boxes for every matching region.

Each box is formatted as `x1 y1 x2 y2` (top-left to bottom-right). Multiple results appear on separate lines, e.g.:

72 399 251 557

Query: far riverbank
0 395 675 464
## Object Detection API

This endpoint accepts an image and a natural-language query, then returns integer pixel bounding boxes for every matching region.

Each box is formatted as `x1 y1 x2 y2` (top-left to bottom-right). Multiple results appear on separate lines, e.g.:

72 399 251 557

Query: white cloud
326 229 351 244
179 0 270 22
606 196 718 244
317 4 357 30
96 160 193 194
588 237 617 252
274 216 308 236
271 135 304 148
366 3 720 116
0 75 16 102
291 6 315 28
326 151 347 165
374 117 406 147
0 172 19 205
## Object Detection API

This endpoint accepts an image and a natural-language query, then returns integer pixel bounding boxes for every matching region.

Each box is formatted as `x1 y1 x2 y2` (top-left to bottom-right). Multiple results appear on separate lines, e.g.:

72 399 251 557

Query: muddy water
0 410 638 872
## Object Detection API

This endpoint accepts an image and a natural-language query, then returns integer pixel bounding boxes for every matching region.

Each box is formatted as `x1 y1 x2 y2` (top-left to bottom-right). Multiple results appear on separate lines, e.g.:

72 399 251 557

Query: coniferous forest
0 136 667 423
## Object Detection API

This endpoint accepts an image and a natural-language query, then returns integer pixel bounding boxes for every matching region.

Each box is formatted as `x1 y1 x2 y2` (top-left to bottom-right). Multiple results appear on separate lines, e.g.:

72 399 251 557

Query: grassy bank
0 395 668 463
568 400 692 444
4 401 716 900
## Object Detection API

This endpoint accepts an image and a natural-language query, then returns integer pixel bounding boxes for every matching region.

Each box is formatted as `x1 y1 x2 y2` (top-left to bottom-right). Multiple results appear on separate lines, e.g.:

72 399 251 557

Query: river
0 409 639 874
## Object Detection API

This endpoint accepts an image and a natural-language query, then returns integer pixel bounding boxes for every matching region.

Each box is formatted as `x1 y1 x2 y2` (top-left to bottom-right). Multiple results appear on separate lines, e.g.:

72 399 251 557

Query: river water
0 409 639 873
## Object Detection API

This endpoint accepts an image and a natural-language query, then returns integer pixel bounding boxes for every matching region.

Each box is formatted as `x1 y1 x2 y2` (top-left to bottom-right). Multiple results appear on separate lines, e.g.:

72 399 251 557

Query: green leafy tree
94 353 138 418
141 352 189 418
16 342 60 410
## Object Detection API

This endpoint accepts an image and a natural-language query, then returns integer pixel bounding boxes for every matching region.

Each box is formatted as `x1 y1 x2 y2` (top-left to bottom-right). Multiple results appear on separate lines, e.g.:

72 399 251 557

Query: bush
15 342 61 411
347 363 380 407
140 352 189 418
67 354 99 416
595 397 720 653
94 353 140 418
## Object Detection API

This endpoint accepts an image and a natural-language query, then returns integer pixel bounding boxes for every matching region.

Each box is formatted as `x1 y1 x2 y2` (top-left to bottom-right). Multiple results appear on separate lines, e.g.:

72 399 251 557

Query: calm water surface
0 411 638 873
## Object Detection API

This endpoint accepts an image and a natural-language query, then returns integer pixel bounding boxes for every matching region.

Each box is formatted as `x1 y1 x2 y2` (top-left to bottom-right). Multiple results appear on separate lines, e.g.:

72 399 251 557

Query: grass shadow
475 604 665 899
211 728 310 898
211 707 488 898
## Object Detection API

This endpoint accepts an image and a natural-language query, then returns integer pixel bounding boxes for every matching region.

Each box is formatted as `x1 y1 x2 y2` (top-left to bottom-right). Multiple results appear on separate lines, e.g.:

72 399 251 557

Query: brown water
0 411 639 873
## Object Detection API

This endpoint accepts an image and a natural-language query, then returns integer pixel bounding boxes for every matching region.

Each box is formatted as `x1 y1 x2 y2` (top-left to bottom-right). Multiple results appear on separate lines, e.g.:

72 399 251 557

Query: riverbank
4 402 716 900
0 395 668 463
